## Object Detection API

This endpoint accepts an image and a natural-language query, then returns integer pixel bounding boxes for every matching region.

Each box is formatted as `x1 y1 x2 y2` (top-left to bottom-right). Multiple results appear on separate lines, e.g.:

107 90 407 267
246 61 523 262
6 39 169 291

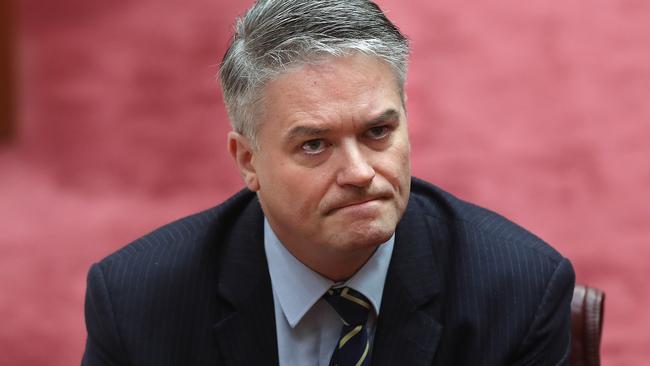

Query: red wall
1 0 648 364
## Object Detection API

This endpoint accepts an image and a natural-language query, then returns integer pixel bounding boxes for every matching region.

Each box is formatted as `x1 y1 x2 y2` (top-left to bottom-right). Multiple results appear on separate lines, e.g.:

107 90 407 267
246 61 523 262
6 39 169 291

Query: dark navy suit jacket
82 177 575 365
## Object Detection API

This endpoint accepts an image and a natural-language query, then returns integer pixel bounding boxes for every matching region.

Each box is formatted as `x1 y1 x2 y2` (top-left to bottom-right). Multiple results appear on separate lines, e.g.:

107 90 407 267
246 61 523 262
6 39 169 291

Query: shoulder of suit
409 176 566 264
96 188 259 268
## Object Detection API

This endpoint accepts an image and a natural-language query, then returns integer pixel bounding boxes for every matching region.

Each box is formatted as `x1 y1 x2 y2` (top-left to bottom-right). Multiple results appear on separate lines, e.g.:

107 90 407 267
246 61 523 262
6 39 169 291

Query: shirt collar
264 218 395 328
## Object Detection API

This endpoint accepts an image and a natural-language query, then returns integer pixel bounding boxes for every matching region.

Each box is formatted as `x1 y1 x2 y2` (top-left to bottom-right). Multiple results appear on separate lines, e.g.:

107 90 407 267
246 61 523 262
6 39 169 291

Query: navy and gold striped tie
324 287 372 366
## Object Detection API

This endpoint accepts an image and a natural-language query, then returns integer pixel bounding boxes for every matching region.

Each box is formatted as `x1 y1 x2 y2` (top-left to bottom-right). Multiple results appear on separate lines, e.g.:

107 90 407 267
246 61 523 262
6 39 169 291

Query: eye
301 139 327 154
366 125 391 140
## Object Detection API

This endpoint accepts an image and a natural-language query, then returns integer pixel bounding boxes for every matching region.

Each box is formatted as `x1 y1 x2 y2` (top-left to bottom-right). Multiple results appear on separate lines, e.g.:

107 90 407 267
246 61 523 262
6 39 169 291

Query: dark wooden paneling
0 0 14 141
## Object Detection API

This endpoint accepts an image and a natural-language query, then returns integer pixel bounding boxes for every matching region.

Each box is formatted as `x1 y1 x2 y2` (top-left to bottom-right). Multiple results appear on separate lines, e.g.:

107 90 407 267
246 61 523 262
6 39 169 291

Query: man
82 1 575 365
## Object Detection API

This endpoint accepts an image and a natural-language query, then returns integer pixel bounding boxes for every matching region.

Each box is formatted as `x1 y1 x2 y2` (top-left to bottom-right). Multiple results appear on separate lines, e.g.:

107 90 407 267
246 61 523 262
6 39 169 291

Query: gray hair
219 0 410 147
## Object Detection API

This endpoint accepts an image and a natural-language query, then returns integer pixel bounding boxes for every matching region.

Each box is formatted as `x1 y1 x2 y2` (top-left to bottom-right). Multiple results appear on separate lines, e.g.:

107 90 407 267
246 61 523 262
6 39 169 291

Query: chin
333 221 396 251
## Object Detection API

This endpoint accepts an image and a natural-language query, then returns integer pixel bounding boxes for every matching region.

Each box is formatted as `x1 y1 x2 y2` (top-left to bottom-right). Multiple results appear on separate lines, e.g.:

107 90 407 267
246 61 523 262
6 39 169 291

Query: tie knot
324 287 371 326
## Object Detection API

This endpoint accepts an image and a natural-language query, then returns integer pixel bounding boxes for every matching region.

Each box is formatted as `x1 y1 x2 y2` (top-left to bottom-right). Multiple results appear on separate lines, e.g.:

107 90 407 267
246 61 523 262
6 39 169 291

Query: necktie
324 287 372 366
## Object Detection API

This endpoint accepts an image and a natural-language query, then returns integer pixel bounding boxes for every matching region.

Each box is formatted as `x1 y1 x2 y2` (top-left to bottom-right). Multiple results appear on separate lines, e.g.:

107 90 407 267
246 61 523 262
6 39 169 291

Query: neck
287 243 377 282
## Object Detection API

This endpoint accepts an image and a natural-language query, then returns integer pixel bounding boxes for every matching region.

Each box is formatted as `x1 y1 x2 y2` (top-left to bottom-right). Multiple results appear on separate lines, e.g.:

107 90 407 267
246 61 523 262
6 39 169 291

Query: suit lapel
371 197 444 366
212 196 279 366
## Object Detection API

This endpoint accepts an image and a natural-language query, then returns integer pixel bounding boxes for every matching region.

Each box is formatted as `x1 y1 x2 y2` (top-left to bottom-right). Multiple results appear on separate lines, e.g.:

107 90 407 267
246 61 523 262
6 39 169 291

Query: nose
335 140 375 188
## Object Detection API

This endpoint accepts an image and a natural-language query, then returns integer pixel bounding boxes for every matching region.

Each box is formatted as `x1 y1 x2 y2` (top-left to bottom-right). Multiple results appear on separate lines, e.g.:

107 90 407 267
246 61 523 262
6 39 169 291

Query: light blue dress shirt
264 219 395 366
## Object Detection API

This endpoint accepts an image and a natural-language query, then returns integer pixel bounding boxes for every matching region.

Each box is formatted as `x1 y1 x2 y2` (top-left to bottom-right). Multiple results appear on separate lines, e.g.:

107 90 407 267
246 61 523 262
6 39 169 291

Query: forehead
259 54 404 133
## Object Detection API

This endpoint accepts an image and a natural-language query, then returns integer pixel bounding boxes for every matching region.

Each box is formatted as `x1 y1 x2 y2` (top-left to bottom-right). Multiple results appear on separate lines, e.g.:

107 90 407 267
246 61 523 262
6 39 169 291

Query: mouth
327 196 388 215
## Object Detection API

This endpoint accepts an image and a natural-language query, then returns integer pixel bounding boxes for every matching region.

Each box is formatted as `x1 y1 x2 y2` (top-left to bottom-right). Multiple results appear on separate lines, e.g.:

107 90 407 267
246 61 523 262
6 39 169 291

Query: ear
227 131 260 192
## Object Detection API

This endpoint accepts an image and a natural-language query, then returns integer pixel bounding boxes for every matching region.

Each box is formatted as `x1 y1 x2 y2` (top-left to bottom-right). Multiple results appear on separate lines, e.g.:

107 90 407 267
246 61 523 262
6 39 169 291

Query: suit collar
212 194 279 366
371 194 444 366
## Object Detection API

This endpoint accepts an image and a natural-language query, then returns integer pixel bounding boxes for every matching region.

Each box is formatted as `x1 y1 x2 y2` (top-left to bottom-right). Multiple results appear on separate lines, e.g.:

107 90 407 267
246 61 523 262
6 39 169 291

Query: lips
337 198 379 210
326 195 390 215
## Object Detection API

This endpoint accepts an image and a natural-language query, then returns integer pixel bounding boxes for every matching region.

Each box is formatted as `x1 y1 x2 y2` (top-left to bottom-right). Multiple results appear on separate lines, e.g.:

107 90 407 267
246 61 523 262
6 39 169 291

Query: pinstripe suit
82 177 574 365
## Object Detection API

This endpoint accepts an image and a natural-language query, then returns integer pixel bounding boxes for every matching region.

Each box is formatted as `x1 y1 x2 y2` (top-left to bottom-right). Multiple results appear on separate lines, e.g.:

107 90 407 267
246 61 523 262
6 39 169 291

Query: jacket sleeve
512 257 576 366
81 263 128 366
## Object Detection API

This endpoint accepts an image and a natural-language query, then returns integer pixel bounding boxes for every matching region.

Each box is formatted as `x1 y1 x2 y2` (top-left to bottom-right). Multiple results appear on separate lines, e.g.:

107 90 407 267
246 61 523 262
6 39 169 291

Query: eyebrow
285 125 332 143
365 109 400 127
284 108 401 143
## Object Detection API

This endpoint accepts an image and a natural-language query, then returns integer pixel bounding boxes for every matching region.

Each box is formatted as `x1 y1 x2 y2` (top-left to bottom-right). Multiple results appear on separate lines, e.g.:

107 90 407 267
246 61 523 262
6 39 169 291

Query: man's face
231 53 411 271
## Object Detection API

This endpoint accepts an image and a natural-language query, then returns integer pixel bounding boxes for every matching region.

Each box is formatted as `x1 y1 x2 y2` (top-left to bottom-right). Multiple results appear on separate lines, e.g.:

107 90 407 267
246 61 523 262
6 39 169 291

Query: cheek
384 141 411 181
266 166 330 216
397 134 412 176
382 141 411 206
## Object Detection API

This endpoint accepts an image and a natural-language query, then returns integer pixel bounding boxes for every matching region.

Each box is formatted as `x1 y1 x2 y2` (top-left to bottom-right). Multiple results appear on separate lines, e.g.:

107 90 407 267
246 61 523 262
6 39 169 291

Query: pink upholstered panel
1 0 648 365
